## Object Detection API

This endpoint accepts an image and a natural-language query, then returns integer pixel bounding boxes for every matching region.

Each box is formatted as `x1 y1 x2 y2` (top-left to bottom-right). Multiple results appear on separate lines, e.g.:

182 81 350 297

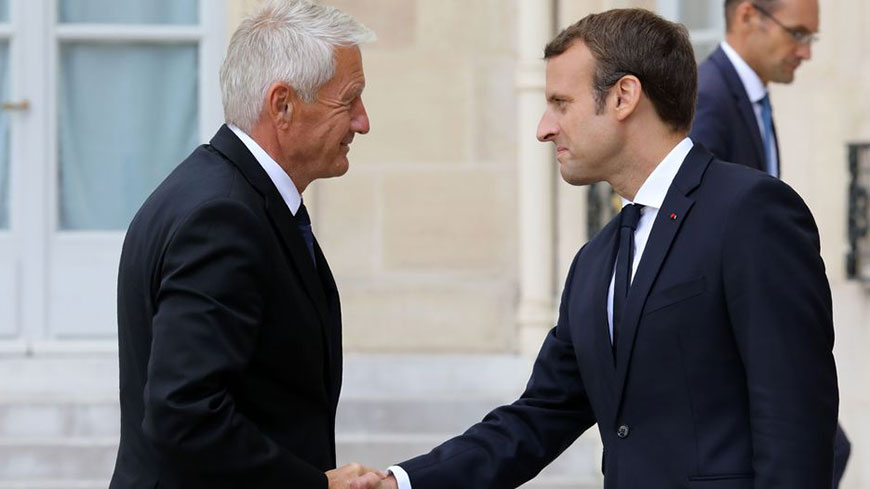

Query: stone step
0 397 516 438
0 433 602 485
0 481 109 489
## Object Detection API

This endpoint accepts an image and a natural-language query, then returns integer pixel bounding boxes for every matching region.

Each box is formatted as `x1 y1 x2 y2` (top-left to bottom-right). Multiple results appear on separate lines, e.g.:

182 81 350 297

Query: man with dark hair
690 0 817 175
690 1 851 486
352 8 838 489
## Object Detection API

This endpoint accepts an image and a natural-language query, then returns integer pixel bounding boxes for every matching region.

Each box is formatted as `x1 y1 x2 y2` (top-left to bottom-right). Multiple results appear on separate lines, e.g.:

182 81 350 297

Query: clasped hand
326 463 397 489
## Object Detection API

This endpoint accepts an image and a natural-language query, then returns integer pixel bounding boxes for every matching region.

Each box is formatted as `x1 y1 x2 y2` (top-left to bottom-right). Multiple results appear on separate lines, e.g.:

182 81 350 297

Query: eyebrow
344 83 365 99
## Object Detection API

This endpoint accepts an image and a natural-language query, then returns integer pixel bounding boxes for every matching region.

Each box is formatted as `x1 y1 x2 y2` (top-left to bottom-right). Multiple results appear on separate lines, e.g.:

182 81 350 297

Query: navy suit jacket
690 46 780 175
110 125 340 489
398 146 837 489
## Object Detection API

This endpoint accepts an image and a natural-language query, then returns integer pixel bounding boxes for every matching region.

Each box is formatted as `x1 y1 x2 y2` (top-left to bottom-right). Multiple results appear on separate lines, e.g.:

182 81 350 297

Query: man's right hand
350 472 398 489
326 463 387 489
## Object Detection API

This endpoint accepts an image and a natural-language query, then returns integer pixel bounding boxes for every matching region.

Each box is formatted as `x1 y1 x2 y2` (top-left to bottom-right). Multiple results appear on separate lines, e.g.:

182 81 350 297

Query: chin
330 158 350 178
559 169 593 187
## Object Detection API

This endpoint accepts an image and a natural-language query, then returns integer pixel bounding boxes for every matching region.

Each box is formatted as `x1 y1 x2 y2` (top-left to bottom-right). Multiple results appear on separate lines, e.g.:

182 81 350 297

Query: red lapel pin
669 212 677 220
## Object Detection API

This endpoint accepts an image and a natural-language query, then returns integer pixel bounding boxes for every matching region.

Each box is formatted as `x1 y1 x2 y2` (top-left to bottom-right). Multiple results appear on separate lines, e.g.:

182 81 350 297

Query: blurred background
0 0 867 487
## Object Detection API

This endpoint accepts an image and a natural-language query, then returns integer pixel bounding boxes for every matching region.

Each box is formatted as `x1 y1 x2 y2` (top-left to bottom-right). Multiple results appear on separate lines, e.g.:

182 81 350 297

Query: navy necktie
295 202 316 265
613 203 643 352
759 94 777 177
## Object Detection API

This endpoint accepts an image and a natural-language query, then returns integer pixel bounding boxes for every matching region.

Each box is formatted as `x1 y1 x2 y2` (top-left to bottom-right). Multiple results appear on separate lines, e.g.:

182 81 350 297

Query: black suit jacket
110 125 341 489
690 45 780 175
398 146 837 489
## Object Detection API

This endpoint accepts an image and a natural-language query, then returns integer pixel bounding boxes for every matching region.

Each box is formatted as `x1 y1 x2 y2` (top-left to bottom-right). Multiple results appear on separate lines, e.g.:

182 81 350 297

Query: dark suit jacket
109 125 341 489
398 146 837 489
690 45 780 175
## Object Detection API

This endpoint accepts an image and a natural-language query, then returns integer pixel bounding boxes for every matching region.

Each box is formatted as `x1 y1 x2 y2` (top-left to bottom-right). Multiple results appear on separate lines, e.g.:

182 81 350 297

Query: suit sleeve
141 198 327 489
398 251 597 489
722 178 838 488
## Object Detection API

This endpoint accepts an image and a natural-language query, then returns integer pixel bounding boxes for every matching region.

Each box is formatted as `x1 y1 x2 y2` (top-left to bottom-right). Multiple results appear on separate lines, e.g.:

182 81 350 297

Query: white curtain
57 0 200 230
0 42 9 229
58 42 198 230
58 0 197 25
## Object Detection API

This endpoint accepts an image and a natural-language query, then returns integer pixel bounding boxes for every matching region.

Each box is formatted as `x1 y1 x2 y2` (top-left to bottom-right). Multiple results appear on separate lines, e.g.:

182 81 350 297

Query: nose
796 41 812 60
537 110 557 142
351 97 370 134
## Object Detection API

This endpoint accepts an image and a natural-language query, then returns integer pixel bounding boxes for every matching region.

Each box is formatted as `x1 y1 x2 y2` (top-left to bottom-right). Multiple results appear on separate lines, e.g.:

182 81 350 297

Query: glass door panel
0 41 9 229
57 0 198 25
57 42 198 230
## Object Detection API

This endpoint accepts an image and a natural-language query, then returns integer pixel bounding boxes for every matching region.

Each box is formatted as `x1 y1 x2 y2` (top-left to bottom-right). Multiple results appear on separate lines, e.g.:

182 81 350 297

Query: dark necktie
295 202 316 265
612 203 643 351
759 94 777 177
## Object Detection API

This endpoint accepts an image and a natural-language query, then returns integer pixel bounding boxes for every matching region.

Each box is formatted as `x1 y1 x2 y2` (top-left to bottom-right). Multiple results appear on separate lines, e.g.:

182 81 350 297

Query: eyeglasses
751 3 818 46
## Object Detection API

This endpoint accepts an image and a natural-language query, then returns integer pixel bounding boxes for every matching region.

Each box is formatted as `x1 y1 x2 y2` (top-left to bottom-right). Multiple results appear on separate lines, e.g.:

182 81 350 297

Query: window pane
58 42 198 230
0 42 8 229
58 0 198 25
0 0 8 23
680 0 714 30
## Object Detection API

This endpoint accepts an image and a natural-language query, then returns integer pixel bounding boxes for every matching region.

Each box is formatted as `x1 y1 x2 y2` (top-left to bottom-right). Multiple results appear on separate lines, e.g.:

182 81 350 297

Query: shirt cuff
386 465 412 489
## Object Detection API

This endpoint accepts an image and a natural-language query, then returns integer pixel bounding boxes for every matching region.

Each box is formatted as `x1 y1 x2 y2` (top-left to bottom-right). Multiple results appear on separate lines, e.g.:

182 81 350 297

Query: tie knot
758 93 771 110
295 202 311 226
620 203 643 231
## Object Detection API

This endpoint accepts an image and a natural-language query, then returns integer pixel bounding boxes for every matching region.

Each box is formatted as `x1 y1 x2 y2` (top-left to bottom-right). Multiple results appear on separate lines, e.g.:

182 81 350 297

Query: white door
0 0 225 353
0 0 20 350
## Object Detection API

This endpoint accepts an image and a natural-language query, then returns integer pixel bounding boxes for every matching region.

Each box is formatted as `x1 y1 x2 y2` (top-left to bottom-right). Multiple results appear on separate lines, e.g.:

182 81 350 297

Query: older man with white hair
109 1 381 488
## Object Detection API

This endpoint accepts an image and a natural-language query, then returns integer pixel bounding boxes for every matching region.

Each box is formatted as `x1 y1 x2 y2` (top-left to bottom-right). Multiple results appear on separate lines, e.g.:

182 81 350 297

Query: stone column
516 0 557 355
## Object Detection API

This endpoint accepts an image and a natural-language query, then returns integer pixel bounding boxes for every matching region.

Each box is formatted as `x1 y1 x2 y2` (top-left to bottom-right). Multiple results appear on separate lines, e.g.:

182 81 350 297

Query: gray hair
220 0 375 132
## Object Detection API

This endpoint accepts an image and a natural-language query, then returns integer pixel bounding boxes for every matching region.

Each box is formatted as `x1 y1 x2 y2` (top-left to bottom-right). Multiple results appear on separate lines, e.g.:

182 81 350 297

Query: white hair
220 0 375 132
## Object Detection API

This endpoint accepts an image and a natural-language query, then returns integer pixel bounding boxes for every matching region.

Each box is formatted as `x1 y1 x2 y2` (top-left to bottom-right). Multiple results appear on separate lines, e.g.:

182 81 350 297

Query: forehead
320 45 365 96
772 0 820 30
545 41 594 95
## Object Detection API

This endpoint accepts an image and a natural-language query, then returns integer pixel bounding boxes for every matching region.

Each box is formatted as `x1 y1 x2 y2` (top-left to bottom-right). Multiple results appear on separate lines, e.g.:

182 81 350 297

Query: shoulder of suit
697 57 730 97
133 144 259 226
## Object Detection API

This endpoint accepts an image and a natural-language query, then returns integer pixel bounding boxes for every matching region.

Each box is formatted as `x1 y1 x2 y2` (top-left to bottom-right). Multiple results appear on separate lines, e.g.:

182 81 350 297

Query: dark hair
725 0 782 30
544 8 697 132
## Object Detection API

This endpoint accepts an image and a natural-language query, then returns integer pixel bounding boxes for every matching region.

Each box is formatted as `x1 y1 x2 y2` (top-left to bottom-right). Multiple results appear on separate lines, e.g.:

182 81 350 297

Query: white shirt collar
227 124 302 215
720 41 768 104
621 137 694 210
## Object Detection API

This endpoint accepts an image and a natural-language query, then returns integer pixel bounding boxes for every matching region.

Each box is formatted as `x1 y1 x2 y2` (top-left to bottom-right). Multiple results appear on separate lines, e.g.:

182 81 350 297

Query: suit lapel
314 238 342 412
711 47 766 170
208 125 332 340
592 223 620 390
613 146 713 413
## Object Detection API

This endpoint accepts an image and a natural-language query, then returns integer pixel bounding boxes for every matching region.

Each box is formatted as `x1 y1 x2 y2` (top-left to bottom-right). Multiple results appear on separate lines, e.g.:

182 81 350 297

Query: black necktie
612 203 643 351
295 202 316 265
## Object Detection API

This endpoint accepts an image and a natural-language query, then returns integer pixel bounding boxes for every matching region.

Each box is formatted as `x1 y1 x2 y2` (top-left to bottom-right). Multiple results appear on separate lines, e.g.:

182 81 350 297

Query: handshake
327 463 399 489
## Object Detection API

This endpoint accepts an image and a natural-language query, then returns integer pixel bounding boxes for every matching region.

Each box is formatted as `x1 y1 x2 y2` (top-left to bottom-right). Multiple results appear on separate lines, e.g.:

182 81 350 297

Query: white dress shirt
606 137 693 341
227 124 302 215
719 41 778 176
388 138 695 489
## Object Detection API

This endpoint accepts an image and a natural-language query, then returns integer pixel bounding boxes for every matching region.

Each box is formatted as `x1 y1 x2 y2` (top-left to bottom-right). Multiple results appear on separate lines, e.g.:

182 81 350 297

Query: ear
612 74 642 122
265 81 298 129
734 1 757 30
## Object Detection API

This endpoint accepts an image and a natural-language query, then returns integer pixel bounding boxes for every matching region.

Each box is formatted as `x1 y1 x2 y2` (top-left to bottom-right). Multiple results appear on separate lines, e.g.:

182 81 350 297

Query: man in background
690 1 850 485
109 1 385 488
